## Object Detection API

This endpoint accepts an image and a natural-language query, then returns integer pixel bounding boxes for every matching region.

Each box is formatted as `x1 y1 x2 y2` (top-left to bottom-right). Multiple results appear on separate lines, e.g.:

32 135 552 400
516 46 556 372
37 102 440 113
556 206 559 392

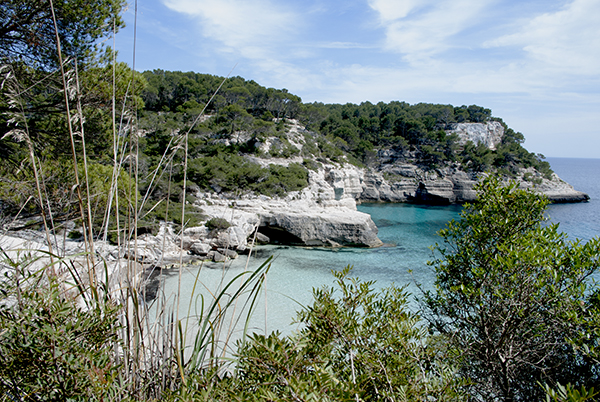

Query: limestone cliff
171 119 586 256
307 119 587 205
447 121 504 150
191 188 383 251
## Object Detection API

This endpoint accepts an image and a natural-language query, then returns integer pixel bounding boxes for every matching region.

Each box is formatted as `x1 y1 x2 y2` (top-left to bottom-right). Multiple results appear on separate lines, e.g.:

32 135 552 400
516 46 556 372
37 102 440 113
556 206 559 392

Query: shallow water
154 158 600 341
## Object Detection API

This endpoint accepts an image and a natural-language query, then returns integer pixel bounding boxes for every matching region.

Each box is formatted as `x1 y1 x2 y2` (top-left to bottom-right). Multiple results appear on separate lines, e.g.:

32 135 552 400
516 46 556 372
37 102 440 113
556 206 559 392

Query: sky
114 0 600 158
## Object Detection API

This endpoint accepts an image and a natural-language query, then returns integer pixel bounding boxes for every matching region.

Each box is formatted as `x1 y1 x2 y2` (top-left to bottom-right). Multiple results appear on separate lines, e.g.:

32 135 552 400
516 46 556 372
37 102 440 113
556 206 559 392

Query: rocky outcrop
196 194 383 249
519 169 589 203
446 121 504 150
258 206 381 247
1 120 588 273
355 121 587 204
360 165 480 204
240 120 588 205
359 163 587 204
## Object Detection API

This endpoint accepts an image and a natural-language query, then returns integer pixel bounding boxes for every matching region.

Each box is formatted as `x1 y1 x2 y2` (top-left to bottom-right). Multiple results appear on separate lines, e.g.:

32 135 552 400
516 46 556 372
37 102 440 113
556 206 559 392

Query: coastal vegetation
138 69 552 174
423 177 600 401
1 1 599 401
0 62 555 233
3 178 600 401
1 62 553 227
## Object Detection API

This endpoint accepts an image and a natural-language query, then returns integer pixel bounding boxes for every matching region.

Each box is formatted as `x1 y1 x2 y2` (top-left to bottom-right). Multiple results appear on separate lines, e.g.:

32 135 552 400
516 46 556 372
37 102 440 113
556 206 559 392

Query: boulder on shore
197 195 383 249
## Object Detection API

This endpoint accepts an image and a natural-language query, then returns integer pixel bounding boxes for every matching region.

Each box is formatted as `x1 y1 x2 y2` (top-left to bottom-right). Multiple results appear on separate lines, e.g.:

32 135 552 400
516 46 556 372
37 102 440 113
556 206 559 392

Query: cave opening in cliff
257 225 304 245
413 183 452 205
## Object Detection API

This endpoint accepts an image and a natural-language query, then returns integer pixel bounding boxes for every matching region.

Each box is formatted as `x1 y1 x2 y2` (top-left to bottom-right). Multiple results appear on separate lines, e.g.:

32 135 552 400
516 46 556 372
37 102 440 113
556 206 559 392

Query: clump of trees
186 155 308 197
422 177 600 401
137 70 552 178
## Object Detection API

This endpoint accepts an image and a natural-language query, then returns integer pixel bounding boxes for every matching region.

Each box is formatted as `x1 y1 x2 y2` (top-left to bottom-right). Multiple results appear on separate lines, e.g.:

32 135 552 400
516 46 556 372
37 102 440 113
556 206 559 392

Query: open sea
158 157 600 338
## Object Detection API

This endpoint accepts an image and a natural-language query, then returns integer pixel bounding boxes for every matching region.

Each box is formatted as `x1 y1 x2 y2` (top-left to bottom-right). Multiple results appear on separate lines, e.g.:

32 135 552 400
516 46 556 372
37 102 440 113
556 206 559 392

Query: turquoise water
157 158 600 338
158 203 462 336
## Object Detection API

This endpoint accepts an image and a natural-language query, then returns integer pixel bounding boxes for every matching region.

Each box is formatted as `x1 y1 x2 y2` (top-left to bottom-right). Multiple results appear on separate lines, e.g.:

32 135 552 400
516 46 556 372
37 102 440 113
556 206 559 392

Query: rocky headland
1 120 588 271
128 120 587 264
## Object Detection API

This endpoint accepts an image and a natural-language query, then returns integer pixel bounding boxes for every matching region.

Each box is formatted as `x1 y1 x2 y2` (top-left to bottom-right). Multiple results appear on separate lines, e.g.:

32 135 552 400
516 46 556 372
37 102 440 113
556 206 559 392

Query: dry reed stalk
49 0 95 286
0 1 276 397
166 63 237 387
73 59 96 265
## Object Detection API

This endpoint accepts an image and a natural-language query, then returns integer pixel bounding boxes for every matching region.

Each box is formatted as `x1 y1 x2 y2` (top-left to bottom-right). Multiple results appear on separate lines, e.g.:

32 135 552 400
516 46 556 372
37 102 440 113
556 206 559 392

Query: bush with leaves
176 267 466 401
422 176 600 401
187 155 308 197
0 259 121 401
205 217 231 231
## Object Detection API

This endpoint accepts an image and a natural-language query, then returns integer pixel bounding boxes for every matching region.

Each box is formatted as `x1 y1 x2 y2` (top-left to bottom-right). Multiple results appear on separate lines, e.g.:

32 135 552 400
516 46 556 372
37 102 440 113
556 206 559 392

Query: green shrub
206 217 231 230
68 230 83 239
302 158 321 171
423 177 600 401
187 155 309 197
172 267 466 400
0 268 121 401
251 163 308 196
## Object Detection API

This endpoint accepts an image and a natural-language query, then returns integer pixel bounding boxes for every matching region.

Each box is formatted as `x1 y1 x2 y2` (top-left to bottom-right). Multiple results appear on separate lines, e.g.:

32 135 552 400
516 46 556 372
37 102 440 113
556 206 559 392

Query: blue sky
115 0 600 158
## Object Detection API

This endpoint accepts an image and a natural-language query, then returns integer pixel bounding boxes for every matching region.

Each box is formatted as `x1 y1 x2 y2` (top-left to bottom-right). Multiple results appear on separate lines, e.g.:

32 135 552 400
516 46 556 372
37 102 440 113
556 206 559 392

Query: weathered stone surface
446 121 504 150
214 227 251 251
254 232 270 244
189 241 211 256
2 121 589 274
208 250 227 262
448 170 479 202
520 171 589 203
258 208 383 247
180 236 194 250
361 171 415 202
414 179 456 204
183 226 209 239
218 248 239 259
200 195 382 248
132 225 187 263
327 168 363 200
357 166 587 205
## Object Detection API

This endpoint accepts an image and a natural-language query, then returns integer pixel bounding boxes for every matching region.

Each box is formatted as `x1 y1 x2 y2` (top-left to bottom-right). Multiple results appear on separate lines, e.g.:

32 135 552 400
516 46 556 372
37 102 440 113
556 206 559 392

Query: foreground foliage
423 177 600 401
171 267 466 401
0 1 595 400
3 179 600 401
0 258 120 401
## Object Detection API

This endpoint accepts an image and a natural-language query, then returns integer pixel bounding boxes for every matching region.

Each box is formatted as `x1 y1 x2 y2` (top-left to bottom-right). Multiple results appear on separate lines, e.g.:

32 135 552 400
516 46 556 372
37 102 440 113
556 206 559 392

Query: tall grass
0 3 268 400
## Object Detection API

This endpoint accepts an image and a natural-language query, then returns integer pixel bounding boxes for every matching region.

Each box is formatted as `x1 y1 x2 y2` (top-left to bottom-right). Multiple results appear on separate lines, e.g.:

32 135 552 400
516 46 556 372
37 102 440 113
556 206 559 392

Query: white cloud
161 0 300 59
127 0 599 157
485 0 600 75
367 0 426 22
367 0 492 62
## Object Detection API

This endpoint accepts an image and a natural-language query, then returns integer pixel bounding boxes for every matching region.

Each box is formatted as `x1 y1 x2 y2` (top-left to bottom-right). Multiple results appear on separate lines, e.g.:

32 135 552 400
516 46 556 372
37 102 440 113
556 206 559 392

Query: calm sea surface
158 158 600 337
545 157 600 241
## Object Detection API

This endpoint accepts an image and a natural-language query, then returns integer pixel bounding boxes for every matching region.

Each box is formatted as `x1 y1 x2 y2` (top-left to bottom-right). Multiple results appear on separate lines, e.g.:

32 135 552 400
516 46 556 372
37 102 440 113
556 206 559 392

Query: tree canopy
139 70 552 175
423 177 600 401
0 0 126 69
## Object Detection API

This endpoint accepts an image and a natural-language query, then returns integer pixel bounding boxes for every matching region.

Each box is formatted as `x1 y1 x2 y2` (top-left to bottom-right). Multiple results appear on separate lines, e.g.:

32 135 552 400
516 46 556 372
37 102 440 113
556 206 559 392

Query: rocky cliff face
193 187 383 250
359 165 587 204
176 152 586 259
6 120 587 269
447 121 504 150
353 120 588 204
172 119 586 255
